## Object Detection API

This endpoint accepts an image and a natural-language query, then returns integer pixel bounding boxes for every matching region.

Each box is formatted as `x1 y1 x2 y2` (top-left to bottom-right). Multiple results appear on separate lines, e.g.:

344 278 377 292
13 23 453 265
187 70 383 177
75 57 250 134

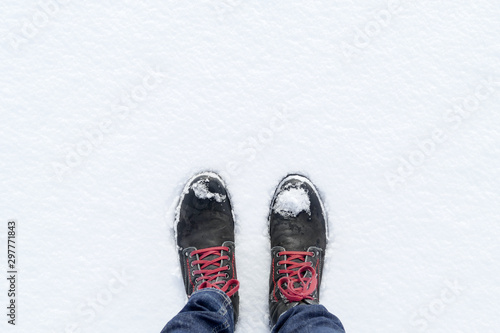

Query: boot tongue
289 257 307 288
198 249 225 282
285 253 314 290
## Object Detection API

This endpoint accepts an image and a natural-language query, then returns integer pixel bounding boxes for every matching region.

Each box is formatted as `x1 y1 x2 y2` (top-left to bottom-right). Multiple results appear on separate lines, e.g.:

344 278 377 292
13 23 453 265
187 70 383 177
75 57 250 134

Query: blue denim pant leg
272 304 345 333
162 288 235 333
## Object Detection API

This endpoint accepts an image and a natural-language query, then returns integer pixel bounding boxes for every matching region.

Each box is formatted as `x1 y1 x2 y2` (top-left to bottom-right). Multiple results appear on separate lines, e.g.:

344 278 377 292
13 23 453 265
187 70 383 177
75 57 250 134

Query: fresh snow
1 1 500 333
273 186 311 218
191 178 227 203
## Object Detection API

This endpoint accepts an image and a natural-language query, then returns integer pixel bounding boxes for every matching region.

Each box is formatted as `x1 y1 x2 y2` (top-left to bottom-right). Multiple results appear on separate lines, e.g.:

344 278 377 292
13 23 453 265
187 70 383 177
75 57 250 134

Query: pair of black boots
175 172 328 327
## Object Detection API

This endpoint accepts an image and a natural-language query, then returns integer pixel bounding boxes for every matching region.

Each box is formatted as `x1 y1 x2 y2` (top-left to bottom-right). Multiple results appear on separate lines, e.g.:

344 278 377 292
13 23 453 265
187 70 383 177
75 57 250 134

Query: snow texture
273 185 311 218
191 178 227 203
1 1 500 332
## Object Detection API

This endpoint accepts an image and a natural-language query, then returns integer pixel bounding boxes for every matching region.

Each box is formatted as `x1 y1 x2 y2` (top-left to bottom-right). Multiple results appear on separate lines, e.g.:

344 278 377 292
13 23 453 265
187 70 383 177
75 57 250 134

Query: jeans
163 288 345 333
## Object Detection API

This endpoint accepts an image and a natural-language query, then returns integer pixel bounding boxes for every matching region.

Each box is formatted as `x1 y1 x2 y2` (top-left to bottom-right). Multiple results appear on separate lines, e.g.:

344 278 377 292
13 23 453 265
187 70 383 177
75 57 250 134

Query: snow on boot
175 172 240 323
268 174 328 328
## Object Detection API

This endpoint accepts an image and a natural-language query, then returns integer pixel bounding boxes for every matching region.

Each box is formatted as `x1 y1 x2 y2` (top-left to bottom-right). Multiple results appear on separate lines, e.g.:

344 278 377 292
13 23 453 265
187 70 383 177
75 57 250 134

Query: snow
272 177 312 218
1 1 500 332
273 187 311 218
191 177 227 203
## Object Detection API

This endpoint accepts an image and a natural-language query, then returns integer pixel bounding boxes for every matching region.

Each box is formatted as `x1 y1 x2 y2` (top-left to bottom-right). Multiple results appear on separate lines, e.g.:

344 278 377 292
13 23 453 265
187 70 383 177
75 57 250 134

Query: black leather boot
175 172 240 323
268 174 327 328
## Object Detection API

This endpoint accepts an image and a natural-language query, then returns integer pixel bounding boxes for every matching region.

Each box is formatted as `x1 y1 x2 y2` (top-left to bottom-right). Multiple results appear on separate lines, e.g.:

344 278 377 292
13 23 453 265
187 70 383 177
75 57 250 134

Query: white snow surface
1 1 500 332
273 186 311 218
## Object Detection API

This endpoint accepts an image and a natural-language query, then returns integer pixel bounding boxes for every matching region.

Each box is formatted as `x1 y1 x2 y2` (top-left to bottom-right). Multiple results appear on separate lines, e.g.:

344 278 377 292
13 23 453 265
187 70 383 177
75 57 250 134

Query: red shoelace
191 246 239 297
277 251 318 302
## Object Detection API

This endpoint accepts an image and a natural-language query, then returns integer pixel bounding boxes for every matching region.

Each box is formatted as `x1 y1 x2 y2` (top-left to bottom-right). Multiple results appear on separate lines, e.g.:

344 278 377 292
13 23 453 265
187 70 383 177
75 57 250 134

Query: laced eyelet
276 252 280 258
225 273 229 279
226 265 230 270
191 271 195 277
311 252 316 257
